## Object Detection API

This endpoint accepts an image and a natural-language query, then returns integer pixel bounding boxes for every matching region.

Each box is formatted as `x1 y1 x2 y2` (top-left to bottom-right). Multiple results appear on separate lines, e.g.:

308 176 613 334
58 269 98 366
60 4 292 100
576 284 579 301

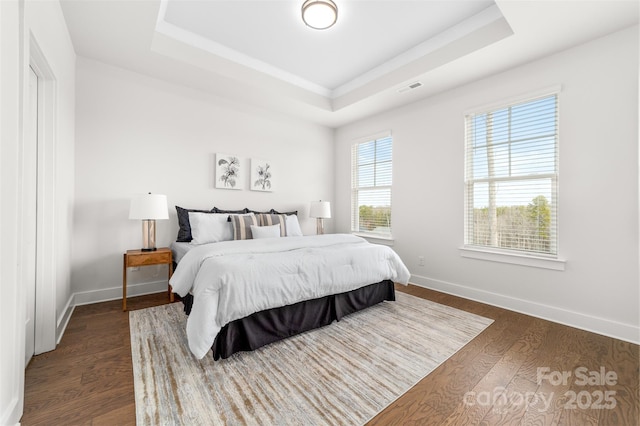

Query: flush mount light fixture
302 0 338 30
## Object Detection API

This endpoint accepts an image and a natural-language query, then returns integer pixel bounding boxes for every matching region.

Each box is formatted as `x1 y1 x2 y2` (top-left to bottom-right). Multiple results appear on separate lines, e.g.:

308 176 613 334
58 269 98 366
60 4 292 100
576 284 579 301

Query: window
351 133 393 239
464 93 558 256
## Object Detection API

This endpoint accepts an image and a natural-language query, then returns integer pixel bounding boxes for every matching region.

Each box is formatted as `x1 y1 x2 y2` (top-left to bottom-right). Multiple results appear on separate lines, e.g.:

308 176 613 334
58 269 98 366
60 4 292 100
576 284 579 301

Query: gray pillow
230 214 258 240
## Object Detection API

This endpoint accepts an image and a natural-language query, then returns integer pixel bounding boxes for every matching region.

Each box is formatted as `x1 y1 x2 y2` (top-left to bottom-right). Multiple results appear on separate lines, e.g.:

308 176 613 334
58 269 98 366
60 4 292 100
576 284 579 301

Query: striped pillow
230 213 258 240
257 214 286 237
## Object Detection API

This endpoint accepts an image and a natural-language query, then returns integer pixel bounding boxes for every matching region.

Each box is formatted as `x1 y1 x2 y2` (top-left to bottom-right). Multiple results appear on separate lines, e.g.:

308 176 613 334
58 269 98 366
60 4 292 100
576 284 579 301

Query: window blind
351 134 393 238
464 94 558 255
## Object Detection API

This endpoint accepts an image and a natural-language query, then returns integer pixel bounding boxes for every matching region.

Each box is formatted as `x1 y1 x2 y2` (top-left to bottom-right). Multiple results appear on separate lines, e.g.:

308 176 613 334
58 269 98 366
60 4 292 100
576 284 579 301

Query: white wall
1 2 26 423
0 0 75 423
335 26 639 343
71 57 335 302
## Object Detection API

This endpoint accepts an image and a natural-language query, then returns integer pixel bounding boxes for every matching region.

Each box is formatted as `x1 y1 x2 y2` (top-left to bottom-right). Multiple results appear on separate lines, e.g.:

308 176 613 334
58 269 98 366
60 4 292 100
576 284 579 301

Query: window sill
459 246 566 271
353 233 394 246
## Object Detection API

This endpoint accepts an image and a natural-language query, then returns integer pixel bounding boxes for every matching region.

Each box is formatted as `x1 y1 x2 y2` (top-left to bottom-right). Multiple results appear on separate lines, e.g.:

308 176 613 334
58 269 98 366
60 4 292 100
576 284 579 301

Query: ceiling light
302 0 338 30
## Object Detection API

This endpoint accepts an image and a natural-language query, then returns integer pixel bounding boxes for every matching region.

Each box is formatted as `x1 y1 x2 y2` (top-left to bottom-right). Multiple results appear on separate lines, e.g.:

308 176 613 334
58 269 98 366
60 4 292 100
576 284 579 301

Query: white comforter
169 234 411 359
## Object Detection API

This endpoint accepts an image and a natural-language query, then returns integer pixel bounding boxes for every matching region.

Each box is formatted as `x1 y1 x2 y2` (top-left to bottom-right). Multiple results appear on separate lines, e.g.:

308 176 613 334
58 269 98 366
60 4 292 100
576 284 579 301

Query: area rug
130 291 493 425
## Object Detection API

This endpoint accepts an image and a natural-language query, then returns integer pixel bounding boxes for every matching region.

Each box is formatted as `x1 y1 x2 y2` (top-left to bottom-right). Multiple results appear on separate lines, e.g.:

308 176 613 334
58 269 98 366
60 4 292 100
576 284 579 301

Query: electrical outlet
418 256 425 266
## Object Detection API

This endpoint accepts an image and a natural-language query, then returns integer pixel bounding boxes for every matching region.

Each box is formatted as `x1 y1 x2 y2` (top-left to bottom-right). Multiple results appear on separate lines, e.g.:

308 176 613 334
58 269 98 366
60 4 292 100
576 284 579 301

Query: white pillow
250 224 281 239
285 214 303 237
188 212 233 244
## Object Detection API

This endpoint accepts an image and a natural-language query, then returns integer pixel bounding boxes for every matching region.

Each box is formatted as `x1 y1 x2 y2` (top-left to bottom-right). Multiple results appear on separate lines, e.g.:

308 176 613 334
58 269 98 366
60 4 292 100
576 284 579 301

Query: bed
169 210 410 360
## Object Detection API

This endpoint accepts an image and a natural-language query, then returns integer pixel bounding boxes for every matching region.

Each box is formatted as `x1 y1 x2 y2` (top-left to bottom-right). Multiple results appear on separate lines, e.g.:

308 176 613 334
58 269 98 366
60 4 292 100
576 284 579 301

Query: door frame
27 36 56 354
23 64 38 366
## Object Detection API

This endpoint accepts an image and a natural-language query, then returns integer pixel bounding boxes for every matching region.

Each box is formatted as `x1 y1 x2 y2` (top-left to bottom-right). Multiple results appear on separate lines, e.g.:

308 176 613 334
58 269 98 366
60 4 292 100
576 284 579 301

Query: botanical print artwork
216 154 243 189
251 159 273 192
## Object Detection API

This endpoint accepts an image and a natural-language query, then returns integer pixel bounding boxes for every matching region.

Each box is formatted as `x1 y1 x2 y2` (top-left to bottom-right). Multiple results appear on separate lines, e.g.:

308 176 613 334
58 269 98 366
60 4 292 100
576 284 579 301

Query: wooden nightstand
122 247 174 311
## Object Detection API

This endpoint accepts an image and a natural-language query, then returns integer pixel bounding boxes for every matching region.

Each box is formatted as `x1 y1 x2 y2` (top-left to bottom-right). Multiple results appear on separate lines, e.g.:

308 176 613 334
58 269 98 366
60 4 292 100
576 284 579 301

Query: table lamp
310 200 331 235
129 193 168 251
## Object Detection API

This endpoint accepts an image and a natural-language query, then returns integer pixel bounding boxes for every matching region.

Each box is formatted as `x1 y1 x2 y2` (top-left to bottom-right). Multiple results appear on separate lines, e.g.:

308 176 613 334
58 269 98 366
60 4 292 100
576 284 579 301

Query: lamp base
316 218 325 235
141 219 157 251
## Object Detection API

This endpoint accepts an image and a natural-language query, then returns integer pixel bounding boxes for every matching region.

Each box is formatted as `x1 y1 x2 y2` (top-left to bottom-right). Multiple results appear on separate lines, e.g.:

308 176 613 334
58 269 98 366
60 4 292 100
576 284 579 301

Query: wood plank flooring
22 286 639 425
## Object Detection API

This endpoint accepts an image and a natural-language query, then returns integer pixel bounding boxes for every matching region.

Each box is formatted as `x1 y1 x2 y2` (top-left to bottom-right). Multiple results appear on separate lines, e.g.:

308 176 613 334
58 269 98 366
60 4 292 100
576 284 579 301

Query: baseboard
57 276 640 346
56 295 75 345
410 274 640 345
0 395 20 426
55 280 168 346
49 281 169 354
73 280 169 306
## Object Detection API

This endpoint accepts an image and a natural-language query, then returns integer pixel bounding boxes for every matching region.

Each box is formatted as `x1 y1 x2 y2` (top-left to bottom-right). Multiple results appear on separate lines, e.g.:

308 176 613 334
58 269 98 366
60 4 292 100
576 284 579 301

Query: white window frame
351 131 393 240
461 87 566 270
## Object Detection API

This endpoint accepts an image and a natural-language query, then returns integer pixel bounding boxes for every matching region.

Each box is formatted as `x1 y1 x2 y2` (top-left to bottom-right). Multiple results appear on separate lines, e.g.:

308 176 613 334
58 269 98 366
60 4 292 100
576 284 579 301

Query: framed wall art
215 153 243 190
251 159 274 192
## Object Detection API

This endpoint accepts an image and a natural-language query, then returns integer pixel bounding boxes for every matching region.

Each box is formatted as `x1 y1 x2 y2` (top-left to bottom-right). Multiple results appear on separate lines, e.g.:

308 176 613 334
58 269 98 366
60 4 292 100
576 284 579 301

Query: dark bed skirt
182 280 396 360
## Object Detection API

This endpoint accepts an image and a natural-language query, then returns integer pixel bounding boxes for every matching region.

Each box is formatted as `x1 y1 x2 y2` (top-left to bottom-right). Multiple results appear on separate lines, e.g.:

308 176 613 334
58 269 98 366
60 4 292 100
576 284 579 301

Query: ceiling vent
397 81 423 93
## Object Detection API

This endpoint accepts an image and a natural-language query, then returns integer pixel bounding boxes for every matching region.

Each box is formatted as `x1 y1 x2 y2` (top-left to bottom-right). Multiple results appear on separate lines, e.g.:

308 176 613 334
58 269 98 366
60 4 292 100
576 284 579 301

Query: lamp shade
129 193 169 220
309 200 331 219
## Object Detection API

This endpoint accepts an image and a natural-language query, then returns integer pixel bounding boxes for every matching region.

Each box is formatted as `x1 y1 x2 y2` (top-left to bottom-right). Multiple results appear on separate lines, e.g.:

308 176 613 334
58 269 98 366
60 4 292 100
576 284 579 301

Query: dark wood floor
22 286 638 425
